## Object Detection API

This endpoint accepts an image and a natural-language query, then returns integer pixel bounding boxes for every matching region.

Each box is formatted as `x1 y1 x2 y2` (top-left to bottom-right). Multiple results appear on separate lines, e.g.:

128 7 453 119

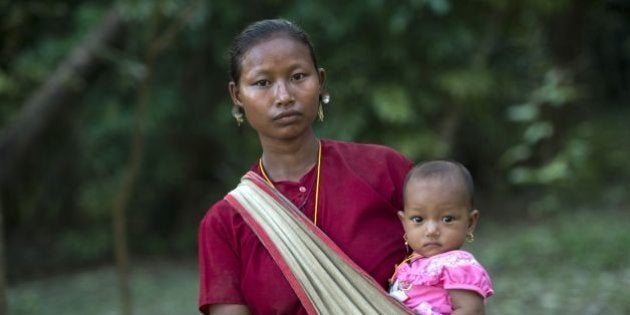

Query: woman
198 18 413 314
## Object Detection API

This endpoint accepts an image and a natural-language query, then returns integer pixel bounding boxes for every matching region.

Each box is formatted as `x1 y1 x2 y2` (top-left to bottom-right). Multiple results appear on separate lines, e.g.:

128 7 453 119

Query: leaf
371 85 415 124
500 144 532 166
426 0 451 15
437 68 493 101
507 103 539 122
523 121 553 144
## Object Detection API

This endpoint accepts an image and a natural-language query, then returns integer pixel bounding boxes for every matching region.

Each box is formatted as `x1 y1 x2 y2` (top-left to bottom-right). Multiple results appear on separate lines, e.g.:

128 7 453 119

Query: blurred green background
1 0 629 314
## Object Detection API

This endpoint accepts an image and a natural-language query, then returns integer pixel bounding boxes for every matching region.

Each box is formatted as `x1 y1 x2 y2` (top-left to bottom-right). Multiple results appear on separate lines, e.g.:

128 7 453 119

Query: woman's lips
273 110 301 123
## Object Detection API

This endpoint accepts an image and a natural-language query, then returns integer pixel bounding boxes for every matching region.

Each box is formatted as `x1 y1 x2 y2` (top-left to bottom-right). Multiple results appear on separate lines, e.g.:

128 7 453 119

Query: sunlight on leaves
507 103 539 122
499 144 532 166
523 121 553 144
425 0 451 15
371 85 415 124
508 157 569 185
437 68 492 101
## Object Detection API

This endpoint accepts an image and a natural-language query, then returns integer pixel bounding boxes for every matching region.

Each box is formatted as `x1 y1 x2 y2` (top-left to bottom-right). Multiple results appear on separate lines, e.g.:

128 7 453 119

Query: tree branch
0 8 127 185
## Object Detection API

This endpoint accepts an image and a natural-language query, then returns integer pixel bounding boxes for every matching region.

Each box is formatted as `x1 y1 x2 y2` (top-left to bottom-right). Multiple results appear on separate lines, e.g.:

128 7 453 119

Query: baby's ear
468 209 480 230
397 210 405 222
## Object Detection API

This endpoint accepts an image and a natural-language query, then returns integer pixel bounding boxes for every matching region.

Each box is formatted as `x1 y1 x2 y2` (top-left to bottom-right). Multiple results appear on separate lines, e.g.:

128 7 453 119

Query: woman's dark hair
404 160 476 208
229 19 319 84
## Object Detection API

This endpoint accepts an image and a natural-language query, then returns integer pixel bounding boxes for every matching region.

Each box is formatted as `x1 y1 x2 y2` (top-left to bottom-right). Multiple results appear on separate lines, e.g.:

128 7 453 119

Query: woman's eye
292 73 306 81
254 80 270 87
411 216 423 223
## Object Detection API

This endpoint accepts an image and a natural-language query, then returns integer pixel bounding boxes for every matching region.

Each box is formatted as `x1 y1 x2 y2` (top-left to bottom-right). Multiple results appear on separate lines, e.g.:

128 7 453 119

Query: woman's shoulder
201 167 260 222
200 198 241 227
322 139 411 162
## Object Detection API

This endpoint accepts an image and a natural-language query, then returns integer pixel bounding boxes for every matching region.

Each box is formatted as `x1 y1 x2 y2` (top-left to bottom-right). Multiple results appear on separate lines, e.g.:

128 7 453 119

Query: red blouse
198 139 413 314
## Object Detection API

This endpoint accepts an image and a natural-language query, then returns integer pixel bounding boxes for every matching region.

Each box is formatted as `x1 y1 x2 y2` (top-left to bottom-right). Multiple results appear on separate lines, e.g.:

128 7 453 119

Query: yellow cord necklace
258 140 322 225
389 253 421 286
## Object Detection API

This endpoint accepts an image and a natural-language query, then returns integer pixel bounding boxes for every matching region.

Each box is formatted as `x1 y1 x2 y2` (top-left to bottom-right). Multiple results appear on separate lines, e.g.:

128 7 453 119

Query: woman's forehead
240 37 314 74
243 36 311 62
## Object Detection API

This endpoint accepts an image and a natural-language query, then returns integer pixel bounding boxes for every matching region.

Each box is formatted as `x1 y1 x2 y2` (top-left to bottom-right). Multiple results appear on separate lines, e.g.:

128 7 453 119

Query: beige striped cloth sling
224 171 412 315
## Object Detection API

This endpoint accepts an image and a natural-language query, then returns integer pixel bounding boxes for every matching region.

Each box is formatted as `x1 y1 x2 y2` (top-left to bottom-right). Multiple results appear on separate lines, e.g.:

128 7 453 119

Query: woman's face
399 177 479 258
229 35 324 142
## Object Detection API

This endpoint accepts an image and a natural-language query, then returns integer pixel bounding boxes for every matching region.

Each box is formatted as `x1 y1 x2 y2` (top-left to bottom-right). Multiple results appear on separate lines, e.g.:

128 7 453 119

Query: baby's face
399 177 478 257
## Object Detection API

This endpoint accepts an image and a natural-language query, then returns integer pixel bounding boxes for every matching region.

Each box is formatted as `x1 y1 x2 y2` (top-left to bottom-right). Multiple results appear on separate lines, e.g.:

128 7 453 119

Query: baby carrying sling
224 171 411 315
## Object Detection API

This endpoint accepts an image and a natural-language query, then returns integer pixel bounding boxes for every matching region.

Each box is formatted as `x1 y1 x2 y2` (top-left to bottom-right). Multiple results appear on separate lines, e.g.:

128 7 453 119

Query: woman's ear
228 81 242 107
318 67 326 87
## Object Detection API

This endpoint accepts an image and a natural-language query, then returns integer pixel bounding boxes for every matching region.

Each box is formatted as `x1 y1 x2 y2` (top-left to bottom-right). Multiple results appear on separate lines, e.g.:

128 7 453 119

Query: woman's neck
259 134 319 182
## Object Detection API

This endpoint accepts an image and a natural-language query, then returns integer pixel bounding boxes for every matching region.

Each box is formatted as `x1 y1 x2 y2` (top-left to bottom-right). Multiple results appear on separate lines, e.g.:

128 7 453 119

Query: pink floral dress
389 250 494 315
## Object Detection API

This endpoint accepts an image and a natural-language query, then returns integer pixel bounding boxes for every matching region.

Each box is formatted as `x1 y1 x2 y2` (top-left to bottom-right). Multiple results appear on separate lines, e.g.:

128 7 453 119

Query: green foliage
472 211 630 273
437 68 494 101
467 210 630 314
371 85 415 124
8 261 198 315
1 0 629 280
8 211 630 314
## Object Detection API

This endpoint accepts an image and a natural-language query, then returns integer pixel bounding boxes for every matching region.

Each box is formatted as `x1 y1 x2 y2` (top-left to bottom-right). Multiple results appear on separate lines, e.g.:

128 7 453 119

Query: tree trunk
0 8 126 186
0 8 127 314
0 199 7 315
110 2 203 314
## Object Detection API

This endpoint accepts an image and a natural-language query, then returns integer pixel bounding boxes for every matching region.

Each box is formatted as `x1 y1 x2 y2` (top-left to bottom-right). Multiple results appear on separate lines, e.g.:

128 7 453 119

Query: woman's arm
449 289 485 315
208 304 251 315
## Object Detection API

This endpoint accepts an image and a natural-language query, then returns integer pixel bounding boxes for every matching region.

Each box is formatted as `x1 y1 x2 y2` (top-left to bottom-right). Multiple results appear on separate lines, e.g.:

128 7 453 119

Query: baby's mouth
423 242 441 248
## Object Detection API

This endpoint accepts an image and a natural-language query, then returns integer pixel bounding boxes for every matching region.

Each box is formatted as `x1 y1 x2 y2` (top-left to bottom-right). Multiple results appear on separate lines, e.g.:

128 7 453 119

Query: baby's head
399 160 479 257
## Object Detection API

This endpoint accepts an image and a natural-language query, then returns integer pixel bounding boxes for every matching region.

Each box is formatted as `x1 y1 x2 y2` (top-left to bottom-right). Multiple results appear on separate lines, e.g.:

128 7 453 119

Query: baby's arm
449 289 485 315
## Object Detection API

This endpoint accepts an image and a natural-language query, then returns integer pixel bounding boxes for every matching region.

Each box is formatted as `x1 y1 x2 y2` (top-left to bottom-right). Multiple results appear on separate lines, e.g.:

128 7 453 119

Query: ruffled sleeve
441 251 494 299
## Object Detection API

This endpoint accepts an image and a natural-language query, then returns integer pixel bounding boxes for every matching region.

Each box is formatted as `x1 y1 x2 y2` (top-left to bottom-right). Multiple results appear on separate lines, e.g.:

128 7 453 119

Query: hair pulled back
229 19 319 84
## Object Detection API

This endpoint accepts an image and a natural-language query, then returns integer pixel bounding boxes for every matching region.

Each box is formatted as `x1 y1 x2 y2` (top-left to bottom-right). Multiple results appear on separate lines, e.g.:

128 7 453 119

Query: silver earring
321 92 330 105
231 106 244 127
466 232 475 243
318 92 330 122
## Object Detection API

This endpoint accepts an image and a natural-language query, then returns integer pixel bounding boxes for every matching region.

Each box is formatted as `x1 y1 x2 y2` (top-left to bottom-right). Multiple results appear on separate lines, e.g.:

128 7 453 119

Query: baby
389 160 494 314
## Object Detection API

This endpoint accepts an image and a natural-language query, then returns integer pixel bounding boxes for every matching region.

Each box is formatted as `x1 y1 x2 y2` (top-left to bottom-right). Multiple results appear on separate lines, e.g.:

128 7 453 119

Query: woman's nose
274 81 293 106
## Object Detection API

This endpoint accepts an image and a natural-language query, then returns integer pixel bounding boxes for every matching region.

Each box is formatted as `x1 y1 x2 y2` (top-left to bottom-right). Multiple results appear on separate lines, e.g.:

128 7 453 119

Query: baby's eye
442 216 454 223
410 216 423 223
